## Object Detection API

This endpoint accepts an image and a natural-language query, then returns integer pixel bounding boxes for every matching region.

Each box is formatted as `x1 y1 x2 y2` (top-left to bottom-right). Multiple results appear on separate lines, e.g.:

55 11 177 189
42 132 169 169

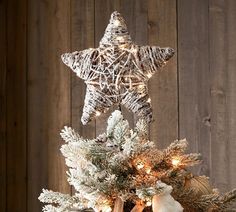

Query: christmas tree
39 11 236 212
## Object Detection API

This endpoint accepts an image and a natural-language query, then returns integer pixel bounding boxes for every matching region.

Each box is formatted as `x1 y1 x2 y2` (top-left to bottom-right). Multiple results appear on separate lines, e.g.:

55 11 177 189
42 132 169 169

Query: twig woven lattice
61 11 174 125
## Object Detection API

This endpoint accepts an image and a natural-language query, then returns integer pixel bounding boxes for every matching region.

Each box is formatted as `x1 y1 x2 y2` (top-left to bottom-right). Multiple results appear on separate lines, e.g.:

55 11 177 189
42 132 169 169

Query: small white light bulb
146 167 151 174
172 158 180 167
116 36 124 42
146 201 152 206
96 111 101 116
147 73 152 78
136 162 144 170
147 98 151 103
138 85 145 90
119 44 127 50
114 19 120 26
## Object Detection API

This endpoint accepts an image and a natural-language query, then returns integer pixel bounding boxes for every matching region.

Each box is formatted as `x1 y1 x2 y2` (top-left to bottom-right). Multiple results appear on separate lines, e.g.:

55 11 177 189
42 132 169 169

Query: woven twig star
61 11 174 125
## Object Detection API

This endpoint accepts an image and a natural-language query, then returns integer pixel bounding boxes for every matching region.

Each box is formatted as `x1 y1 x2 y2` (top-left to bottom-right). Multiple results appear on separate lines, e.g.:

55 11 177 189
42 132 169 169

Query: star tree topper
61 11 174 125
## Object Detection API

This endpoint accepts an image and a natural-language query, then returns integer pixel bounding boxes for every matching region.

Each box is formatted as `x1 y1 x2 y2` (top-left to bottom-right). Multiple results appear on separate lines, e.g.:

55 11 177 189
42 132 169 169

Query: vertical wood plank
27 0 71 211
27 0 49 210
0 0 6 210
71 0 95 138
209 0 236 192
94 0 121 135
6 0 27 211
148 0 178 148
209 0 229 191
226 0 236 191
120 0 147 52
178 0 210 176
44 0 71 195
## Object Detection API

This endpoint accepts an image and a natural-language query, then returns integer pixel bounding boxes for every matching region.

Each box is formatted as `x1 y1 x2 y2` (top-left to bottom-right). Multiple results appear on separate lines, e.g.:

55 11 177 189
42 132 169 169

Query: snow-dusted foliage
39 111 236 212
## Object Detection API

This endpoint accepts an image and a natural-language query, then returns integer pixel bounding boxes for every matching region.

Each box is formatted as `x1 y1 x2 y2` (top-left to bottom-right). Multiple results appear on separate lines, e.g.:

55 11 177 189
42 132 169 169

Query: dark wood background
1 0 236 211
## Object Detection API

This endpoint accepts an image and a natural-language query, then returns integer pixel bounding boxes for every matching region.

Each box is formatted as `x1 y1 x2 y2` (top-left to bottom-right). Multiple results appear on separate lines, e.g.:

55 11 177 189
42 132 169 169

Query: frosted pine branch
60 126 81 143
39 189 85 212
39 189 75 206
135 119 148 136
106 110 124 137
179 153 202 167
163 139 188 158
136 181 170 202
39 111 236 211
216 189 236 211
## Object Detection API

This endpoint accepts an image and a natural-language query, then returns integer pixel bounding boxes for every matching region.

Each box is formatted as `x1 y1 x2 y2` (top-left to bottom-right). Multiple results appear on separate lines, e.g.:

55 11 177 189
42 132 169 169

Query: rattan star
61 11 174 125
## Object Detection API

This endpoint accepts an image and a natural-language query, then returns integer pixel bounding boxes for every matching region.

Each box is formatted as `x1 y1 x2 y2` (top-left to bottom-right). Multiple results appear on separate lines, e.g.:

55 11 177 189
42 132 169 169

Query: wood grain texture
27 0 51 210
178 0 210 176
226 3 236 208
0 0 6 210
28 1 72 210
226 0 236 191
71 0 95 138
209 0 228 191
148 0 178 148
209 0 236 193
45 0 71 194
6 0 27 211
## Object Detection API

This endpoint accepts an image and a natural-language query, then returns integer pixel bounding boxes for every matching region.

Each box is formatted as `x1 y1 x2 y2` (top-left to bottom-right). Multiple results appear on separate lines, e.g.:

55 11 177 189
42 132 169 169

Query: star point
61 11 174 125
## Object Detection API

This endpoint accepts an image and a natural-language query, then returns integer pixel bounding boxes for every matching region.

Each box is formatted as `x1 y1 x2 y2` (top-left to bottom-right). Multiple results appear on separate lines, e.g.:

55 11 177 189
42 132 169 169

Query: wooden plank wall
1 0 236 211
0 0 7 211
27 1 71 211
178 0 211 175
148 0 178 149
6 1 27 211
209 0 236 193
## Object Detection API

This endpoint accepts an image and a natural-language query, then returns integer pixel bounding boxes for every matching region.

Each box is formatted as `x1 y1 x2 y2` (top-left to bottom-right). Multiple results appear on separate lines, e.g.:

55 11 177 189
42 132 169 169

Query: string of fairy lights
61 11 174 125
93 144 183 211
